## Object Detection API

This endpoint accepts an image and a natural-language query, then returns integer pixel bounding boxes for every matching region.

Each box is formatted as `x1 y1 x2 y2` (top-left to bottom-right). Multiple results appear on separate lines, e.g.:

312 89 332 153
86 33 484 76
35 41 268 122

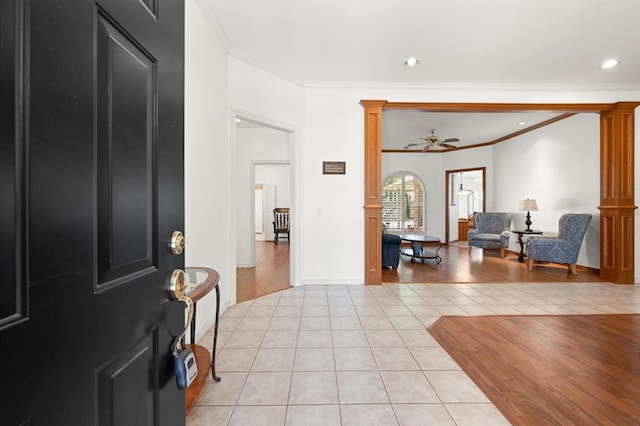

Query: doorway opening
363 100 638 284
445 168 486 244
253 164 290 246
234 115 294 303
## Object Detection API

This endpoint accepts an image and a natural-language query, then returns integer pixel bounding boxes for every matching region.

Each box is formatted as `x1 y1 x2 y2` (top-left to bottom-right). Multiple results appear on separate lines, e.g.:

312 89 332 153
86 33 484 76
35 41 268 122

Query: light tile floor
187 282 640 426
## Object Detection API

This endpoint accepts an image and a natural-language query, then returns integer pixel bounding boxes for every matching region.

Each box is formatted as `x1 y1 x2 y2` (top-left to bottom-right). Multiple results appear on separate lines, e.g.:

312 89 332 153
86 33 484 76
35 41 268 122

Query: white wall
302 90 367 284
228 58 306 126
235 127 289 266
492 113 600 267
184 0 230 340
256 164 291 209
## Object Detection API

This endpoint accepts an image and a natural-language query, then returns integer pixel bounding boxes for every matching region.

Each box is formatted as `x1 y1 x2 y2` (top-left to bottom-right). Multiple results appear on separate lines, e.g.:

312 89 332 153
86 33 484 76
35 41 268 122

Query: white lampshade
519 198 538 211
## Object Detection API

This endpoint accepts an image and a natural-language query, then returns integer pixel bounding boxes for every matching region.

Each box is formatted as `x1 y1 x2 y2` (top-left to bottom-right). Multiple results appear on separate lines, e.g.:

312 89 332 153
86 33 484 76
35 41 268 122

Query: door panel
98 331 157 425
0 0 27 329
96 12 156 287
0 0 185 424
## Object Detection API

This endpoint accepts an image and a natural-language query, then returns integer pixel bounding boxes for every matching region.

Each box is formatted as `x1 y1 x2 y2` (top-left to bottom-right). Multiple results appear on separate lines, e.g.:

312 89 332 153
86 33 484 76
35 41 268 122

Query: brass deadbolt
170 231 185 255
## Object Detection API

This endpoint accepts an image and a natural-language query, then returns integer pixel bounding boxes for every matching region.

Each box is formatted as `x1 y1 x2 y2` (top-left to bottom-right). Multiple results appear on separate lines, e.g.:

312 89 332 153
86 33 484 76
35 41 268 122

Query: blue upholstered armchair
526 213 592 275
382 233 402 269
468 212 512 258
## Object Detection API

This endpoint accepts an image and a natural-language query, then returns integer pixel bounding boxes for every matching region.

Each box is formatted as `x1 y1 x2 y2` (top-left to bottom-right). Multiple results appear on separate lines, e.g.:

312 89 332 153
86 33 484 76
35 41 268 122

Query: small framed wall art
322 161 346 175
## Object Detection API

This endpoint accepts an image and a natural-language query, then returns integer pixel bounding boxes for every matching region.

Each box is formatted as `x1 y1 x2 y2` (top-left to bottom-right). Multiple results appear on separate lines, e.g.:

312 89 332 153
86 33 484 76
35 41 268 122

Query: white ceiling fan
404 129 461 151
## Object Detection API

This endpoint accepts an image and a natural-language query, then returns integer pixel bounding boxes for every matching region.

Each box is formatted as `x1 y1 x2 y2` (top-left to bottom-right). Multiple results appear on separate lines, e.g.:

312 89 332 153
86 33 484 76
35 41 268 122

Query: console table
183 267 221 414
511 230 543 262
400 234 443 264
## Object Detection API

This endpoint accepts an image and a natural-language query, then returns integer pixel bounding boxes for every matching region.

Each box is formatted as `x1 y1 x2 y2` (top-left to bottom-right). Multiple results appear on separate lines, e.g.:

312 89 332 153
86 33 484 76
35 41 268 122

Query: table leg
410 243 422 263
190 303 197 344
211 284 221 382
517 233 525 262
434 242 443 264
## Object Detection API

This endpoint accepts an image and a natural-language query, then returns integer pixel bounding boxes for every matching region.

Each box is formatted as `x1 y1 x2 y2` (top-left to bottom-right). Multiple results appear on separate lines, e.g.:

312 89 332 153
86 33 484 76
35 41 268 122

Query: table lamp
519 198 538 231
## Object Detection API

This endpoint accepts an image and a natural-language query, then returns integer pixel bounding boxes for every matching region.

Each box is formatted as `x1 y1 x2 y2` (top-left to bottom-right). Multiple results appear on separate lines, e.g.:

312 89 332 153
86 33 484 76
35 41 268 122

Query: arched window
382 173 425 233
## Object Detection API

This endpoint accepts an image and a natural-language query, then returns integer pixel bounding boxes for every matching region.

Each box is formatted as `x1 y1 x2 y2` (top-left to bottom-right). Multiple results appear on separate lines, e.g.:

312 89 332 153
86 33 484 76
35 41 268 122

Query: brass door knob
169 269 186 298
169 268 193 351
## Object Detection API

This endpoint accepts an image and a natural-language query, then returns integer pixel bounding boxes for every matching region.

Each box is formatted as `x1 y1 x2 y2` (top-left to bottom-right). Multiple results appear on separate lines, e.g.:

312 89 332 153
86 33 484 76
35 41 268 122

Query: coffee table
400 234 443 264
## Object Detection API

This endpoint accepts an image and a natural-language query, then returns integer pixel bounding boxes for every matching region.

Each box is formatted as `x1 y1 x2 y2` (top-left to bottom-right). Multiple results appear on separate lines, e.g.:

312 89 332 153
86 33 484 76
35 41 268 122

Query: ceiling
381 110 582 150
206 0 639 87
209 0 639 147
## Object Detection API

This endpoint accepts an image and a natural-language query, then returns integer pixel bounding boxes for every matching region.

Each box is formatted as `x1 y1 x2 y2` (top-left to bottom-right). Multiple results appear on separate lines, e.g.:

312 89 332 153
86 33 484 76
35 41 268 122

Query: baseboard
575 264 600 274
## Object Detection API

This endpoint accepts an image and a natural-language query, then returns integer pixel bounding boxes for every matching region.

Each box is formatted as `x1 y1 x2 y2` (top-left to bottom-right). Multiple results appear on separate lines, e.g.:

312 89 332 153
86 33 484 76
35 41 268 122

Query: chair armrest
382 234 402 244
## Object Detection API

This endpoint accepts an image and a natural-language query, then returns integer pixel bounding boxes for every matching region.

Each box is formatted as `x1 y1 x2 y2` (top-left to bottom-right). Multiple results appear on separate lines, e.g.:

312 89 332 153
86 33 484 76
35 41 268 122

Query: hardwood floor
236 241 291 303
429 314 640 425
383 243 604 283
237 241 604 303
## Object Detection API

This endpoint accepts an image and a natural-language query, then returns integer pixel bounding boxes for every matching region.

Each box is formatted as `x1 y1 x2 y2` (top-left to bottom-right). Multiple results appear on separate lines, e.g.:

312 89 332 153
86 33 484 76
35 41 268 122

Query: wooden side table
183 267 221 414
511 230 543 262
458 219 469 241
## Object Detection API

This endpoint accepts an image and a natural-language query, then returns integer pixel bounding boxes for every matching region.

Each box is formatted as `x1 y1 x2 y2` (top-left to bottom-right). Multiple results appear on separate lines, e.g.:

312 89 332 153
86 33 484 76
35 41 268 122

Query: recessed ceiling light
235 118 242 123
518 121 526 126
404 57 419 67
600 59 619 69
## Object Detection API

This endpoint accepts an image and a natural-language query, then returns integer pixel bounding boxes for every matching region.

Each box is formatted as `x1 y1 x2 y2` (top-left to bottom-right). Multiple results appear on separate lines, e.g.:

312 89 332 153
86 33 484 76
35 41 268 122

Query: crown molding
229 50 306 88
305 80 640 92
193 0 232 53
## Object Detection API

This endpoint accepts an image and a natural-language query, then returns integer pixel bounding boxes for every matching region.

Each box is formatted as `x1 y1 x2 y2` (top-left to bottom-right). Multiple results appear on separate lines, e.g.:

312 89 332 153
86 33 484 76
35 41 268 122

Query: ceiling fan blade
441 138 460 143
440 143 457 149
404 142 425 149
421 143 434 152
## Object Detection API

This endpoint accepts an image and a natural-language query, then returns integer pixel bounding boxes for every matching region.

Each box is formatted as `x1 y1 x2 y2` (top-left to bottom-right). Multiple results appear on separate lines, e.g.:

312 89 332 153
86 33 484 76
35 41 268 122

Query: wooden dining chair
272 208 290 244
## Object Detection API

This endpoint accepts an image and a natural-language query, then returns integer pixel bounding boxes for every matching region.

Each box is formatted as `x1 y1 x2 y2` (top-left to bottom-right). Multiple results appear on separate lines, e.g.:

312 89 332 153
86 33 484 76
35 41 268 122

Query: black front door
1 0 186 424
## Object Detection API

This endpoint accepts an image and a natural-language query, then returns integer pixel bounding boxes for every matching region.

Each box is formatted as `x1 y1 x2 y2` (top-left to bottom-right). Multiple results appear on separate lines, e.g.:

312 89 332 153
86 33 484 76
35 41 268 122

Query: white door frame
228 108 300 306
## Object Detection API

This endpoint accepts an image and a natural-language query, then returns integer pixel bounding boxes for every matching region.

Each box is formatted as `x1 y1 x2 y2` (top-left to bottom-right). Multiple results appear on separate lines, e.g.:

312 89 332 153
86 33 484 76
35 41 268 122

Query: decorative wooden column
361 100 386 284
599 102 639 284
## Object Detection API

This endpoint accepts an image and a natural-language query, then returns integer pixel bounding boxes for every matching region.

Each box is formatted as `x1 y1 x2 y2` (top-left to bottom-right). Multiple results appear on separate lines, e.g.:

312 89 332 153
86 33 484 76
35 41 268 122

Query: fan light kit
404 129 460 151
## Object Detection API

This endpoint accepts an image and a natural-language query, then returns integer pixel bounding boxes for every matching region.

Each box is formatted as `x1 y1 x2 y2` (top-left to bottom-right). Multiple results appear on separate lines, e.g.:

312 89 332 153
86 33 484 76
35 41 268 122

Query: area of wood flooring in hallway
237 242 603 303
237 241 291 303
